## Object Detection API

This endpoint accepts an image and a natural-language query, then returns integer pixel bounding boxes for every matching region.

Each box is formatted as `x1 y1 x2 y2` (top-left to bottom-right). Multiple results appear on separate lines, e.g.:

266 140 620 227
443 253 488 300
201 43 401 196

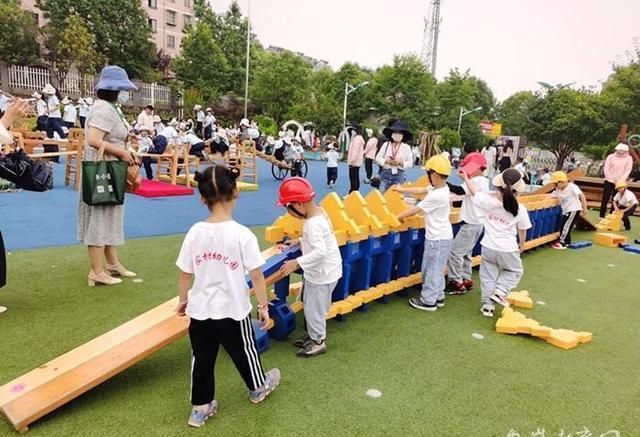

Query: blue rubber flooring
0 158 437 251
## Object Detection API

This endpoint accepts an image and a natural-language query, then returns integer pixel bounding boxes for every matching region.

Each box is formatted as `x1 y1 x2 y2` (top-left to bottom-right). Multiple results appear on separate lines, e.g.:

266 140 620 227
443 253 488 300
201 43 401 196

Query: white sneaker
490 291 510 308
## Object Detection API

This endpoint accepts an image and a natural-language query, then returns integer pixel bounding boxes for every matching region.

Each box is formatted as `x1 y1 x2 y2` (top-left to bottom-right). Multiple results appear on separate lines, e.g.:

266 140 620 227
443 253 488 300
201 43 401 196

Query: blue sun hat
95 66 138 91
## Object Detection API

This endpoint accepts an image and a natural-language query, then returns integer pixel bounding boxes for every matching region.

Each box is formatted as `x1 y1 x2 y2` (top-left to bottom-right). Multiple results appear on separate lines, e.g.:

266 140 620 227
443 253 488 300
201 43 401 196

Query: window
148 0 157 8
166 10 176 26
185 0 192 7
167 35 175 49
148 18 157 33
184 14 192 27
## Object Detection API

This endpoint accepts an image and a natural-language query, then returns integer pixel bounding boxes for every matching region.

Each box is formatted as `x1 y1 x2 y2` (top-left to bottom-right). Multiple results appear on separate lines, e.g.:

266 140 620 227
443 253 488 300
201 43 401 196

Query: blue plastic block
568 241 592 249
623 245 640 254
251 319 270 354
268 299 296 340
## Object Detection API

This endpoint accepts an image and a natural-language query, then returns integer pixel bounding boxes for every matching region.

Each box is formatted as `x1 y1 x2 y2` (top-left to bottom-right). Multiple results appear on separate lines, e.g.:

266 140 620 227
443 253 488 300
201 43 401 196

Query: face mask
117 91 129 104
392 133 403 142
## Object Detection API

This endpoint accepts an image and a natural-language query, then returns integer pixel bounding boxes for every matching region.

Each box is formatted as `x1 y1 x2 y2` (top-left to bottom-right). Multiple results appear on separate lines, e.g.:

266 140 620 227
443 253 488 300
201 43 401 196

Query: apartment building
21 0 195 57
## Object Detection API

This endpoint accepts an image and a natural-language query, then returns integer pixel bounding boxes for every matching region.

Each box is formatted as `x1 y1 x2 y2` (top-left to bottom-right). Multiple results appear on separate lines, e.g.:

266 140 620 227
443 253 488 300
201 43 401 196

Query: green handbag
82 144 127 206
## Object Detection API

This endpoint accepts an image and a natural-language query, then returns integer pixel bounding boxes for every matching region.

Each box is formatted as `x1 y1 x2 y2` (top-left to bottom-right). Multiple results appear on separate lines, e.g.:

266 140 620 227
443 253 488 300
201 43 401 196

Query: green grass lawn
1 221 639 436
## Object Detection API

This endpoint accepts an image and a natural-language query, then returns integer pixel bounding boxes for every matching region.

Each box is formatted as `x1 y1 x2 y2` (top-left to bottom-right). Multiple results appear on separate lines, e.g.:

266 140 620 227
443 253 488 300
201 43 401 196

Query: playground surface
0 220 639 436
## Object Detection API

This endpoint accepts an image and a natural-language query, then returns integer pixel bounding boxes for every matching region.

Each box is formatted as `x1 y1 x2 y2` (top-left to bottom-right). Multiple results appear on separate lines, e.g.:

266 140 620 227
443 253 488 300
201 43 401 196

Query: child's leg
302 281 335 341
435 240 452 301
493 251 524 297
420 239 449 304
447 224 482 283
326 168 331 185
622 205 637 230
558 211 579 245
479 247 500 306
218 316 266 391
189 319 221 406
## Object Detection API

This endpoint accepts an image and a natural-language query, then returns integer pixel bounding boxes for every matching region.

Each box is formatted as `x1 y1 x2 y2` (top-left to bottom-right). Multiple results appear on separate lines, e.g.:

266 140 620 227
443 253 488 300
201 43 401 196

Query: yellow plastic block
264 213 303 244
596 213 622 232
320 193 366 242
530 325 552 339
546 329 581 350
507 290 534 309
384 280 403 295
290 301 304 313
355 288 383 303
345 294 364 309
495 308 541 335
593 232 627 247
264 226 284 244
289 282 303 297
343 191 388 237
265 319 275 330
364 190 402 231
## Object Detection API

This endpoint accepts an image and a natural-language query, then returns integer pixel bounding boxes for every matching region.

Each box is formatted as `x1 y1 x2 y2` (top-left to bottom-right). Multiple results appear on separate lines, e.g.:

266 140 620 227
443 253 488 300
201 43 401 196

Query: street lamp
243 0 252 119
457 106 482 133
342 81 369 131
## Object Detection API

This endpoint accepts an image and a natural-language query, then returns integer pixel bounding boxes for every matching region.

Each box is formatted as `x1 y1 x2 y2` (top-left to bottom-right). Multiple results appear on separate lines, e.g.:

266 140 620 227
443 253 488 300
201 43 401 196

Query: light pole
243 0 252 119
342 81 369 132
457 106 482 133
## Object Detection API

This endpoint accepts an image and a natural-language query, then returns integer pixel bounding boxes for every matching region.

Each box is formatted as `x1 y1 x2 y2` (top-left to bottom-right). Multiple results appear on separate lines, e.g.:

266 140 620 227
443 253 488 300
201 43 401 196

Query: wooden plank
525 169 584 196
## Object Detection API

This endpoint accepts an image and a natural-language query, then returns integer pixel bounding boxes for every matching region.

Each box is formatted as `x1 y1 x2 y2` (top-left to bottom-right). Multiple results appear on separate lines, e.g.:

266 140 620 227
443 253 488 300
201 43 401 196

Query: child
394 155 453 312
61 97 76 129
276 177 343 357
540 168 551 186
459 168 532 317
613 180 638 231
445 152 489 294
550 171 588 249
136 126 154 153
175 165 281 428
326 143 339 188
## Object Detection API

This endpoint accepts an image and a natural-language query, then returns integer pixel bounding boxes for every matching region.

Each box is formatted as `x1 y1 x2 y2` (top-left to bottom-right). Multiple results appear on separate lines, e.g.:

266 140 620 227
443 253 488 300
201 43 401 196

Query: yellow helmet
423 154 452 176
550 171 568 184
615 180 628 190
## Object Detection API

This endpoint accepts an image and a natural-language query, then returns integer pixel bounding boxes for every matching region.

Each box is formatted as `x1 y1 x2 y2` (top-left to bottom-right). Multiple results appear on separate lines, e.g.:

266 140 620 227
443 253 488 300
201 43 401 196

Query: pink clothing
364 137 378 159
604 153 633 183
347 134 365 167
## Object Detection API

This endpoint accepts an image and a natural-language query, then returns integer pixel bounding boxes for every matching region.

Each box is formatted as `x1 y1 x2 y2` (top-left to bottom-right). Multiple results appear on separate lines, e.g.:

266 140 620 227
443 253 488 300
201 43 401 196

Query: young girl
613 180 638 231
326 143 339 188
395 155 453 312
459 168 532 317
175 165 281 428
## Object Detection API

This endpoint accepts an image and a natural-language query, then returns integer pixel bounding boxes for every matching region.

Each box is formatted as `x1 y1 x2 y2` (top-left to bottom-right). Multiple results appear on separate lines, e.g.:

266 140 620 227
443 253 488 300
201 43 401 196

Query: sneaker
445 281 466 295
490 291 510 308
480 304 495 318
187 400 218 428
462 279 475 291
364 178 370 184
297 340 326 358
551 242 566 250
436 298 445 308
635 238 640 244
293 334 311 348
409 297 437 312
248 368 281 404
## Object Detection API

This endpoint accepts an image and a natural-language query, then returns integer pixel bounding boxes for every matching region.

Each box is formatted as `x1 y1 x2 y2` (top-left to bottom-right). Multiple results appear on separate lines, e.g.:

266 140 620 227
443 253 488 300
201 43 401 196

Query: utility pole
243 0 251 119
421 0 442 77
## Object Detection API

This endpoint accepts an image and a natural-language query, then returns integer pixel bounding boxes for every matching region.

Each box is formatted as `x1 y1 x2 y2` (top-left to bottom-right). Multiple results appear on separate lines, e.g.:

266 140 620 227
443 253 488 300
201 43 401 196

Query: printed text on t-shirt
195 251 239 270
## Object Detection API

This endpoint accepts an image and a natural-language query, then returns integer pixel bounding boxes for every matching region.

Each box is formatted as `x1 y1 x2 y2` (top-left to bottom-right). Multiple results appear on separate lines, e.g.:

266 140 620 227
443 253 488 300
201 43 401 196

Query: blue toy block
268 299 296 340
251 319 270 354
568 241 592 249
623 245 640 254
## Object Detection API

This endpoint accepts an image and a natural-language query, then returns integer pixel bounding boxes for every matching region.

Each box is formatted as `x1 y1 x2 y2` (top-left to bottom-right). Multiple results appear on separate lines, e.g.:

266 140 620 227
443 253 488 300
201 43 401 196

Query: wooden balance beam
0 246 292 432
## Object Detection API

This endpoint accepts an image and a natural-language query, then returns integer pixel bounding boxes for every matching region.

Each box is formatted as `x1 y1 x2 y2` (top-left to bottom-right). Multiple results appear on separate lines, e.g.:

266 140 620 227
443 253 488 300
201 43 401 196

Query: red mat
132 179 194 197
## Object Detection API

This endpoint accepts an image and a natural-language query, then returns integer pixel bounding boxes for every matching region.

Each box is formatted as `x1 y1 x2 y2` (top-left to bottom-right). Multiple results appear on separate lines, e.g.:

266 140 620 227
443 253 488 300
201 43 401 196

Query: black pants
622 204 637 230
600 181 616 218
558 210 579 245
290 160 302 177
348 165 360 193
195 121 203 138
364 158 374 180
79 116 86 128
46 117 66 139
189 317 266 405
327 167 337 185
36 115 48 131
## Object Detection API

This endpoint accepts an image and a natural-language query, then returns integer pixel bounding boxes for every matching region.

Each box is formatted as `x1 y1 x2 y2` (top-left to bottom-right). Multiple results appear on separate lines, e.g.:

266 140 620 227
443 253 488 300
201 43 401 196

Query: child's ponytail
500 185 520 217
196 165 239 209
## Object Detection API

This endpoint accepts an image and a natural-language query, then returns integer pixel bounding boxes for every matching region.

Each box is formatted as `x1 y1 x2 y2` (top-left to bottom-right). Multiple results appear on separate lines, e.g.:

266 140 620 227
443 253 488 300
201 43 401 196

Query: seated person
180 130 211 159
136 126 154 153
210 128 230 157
274 136 289 162
285 138 305 176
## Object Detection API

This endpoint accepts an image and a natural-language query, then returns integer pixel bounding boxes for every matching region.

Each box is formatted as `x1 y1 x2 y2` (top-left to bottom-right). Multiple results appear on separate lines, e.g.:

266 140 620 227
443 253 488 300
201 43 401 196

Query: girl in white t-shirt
175 165 281 428
613 180 638 231
395 155 453 312
326 143 339 188
460 168 532 317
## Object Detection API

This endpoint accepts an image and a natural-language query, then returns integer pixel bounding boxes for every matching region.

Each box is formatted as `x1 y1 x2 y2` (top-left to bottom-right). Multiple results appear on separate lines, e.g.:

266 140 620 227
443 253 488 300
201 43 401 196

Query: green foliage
438 127 461 151
254 115 277 136
172 21 229 102
183 88 205 117
0 1 40 65
495 91 536 137
581 144 610 161
600 63 640 137
36 0 155 78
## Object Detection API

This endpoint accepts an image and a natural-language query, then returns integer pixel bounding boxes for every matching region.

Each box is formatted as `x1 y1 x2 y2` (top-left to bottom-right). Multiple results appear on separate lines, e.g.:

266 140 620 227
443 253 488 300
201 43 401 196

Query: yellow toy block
355 286 385 303
264 226 284 244
507 290 534 309
345 294 364 309
343 191 388 237
530 325 552 339
596 212 623 232
320 193 367 242
364 190 403 231
593 232 627 247
546 329 581 350
264 213 303 244
382 189 424 229
495 308 541 335
290 301 304 313
289 281 303 297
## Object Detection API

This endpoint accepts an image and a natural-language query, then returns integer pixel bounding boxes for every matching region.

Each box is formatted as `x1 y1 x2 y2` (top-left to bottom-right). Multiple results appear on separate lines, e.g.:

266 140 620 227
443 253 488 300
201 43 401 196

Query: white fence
141 82 171 106
7 65 51 93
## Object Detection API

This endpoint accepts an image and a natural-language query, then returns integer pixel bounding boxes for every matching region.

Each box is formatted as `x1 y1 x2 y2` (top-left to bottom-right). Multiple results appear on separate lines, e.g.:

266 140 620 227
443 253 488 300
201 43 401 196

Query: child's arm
176 270 192 316
458 170 479 195
393 186 429 195
250 267 270 328
579 193 588 216
397 205 422 221
518 229 526 253
613 200 620 212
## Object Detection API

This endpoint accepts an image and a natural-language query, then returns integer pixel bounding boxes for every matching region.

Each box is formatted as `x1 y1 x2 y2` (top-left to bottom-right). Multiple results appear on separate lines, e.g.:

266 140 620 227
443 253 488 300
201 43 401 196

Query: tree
0 0 41 65
494 91 536 137
37 0 155 78
525 88 605 169
251 50 311 124
600 62 640 137
172 21 229 102
44 14 104 89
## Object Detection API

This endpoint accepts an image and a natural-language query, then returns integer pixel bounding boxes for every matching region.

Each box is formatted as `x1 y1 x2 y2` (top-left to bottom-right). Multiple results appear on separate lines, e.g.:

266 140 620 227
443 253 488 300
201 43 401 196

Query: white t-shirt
36 100 47 117
417 186 453 240
137 136 153 153
297 213 343 285
481 147 496 168
176 221 265 321
183 132 203 146
473 192 532 252
514 163 526 176
204 114 215 127
460 176 490 225
63 104 77 123
160 126 178 143
614 189 638 208
0 95 9 112
551 182 583 213
196 110 205 122
78 103 89 117
540 173 551 186
47 95 61 118
326 150 339 168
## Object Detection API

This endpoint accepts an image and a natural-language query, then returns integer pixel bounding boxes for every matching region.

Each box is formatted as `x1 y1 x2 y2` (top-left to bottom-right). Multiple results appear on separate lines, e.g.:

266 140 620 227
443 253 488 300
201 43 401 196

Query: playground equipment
506 290 533 309
593 232 627 247
596 212 623 232
0 180 568 432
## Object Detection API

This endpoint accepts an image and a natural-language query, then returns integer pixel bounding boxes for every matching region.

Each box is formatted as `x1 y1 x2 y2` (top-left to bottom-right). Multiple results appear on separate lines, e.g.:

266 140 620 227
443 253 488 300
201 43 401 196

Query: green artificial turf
1 220 639 436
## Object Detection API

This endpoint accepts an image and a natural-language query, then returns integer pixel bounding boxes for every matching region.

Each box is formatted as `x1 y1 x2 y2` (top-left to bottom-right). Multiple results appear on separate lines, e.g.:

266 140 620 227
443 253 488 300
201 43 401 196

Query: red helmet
277 177 316 206
460 152 487 176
